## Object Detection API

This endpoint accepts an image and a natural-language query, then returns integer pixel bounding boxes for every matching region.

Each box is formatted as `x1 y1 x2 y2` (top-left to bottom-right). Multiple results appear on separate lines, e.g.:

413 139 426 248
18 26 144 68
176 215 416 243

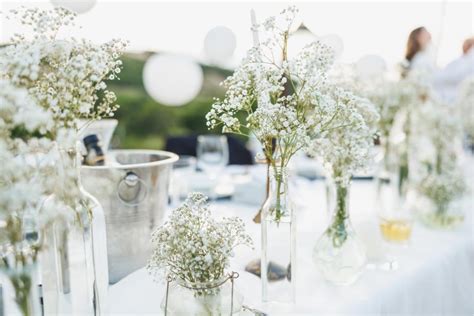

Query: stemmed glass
196 135 229 197
371 168 414 271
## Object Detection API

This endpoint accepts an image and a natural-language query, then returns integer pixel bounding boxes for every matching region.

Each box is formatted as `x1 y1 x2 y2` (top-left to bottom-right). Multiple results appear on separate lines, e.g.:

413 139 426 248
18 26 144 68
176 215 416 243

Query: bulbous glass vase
313 180 367 285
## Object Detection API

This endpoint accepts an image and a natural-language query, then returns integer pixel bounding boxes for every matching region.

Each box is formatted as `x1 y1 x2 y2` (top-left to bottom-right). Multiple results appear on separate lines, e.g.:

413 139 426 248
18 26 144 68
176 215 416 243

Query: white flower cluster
363 79 417 139
398 73 469 209
206 6 337 167
0 7 127 132
418 165 467 211
307 86 379 184
0 80 66 264
147 193 253 286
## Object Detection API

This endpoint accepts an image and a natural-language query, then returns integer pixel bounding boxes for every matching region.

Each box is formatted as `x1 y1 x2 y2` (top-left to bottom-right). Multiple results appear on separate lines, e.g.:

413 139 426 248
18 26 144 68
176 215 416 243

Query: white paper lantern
204 26 236 65
356 55 387 79
319 34 344 59
51 0 96 14
288 27 317 59
143 54 203 107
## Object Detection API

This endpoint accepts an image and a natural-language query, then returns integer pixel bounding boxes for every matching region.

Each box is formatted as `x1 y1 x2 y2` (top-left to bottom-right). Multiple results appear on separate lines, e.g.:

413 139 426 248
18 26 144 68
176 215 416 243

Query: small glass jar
313 178 367 285
162 273 243 315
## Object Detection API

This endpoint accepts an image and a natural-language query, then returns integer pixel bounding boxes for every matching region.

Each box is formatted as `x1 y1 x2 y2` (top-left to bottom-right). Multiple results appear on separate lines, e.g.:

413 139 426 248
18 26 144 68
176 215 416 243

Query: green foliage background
108 53 232 149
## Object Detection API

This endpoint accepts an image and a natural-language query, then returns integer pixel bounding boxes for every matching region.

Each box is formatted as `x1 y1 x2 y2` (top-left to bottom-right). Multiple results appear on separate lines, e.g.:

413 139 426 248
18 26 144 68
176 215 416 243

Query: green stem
398 161 409 198
9 271 34 316
274 171 283 222
328 182 349 248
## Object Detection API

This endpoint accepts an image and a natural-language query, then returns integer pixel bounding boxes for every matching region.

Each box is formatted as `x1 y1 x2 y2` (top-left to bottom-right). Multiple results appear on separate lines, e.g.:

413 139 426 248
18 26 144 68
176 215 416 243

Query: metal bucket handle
116 171 148 206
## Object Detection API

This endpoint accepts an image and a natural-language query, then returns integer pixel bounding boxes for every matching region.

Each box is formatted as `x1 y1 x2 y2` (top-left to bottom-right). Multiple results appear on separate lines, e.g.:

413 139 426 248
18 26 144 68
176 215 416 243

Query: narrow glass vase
40 143 109 315
313 180 367 285
261 166 296 303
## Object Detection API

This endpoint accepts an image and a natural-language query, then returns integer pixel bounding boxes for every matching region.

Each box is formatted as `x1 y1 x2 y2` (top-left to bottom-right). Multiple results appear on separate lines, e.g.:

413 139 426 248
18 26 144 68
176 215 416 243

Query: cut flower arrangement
147 192 253 287
0 6 127 315
411 101 468 228
147 193 253 315
0 6 127 223
0 80 61 316
308 85 379 247
206 6 347 222
0 7 127 133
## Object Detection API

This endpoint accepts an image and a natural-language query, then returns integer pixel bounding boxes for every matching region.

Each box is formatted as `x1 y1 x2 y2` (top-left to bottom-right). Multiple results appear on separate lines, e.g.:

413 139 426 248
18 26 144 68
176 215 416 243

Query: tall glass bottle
313 178 367 285
261 166 296 303
40 143 109 315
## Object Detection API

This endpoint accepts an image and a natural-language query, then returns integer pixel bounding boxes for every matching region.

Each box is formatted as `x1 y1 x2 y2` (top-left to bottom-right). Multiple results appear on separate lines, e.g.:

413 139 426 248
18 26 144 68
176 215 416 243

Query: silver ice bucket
81 150 178 284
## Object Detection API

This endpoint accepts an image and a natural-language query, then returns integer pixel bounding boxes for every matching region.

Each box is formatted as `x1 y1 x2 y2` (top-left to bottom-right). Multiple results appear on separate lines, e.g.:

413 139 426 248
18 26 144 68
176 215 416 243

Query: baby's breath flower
0 7 128 133
147 193 253 286
0 79 65 265
307 85 380 185
205 6 339 169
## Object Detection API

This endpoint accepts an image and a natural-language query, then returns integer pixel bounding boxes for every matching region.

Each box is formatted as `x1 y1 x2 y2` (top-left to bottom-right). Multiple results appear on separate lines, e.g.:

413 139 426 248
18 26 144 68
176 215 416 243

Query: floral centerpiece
412 103 468 228
147 193 252 315
0 79 63 316
309 85 379 284
206 6 346 301
363 79 416 161
0 7 127 133
353 75 419 243
0 6 127 314
206 6 339 222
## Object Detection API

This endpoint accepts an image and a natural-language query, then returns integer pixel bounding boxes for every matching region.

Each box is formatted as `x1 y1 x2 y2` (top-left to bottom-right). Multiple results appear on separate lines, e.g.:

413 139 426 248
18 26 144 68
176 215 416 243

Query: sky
1 0 473 70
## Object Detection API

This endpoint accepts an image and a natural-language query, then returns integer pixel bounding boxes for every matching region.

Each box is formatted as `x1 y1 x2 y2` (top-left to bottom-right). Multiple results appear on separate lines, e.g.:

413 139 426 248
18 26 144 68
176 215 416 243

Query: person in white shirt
434 37 474 104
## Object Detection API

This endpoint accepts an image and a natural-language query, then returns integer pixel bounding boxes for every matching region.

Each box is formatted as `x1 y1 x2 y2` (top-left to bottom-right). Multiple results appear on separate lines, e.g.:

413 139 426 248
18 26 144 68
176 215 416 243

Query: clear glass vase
0 261 41 316
261 166 296 303
313 179 367 285
40 142 109 315
415 168 466 230
418 196 465 229
161 273 243 315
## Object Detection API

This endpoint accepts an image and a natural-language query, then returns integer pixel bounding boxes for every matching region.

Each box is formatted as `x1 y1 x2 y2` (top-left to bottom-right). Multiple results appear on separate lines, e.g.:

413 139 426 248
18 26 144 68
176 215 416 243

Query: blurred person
433 37 474 104
401 26 436 77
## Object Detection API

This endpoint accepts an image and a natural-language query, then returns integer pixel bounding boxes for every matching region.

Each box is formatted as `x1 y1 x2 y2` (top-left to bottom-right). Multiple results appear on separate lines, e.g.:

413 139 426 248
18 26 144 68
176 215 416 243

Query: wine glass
170 155 197 206
196 135 229 195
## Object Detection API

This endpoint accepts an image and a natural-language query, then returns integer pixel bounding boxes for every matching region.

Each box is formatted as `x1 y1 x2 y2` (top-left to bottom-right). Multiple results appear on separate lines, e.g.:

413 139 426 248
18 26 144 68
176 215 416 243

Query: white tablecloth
108 159 474 315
